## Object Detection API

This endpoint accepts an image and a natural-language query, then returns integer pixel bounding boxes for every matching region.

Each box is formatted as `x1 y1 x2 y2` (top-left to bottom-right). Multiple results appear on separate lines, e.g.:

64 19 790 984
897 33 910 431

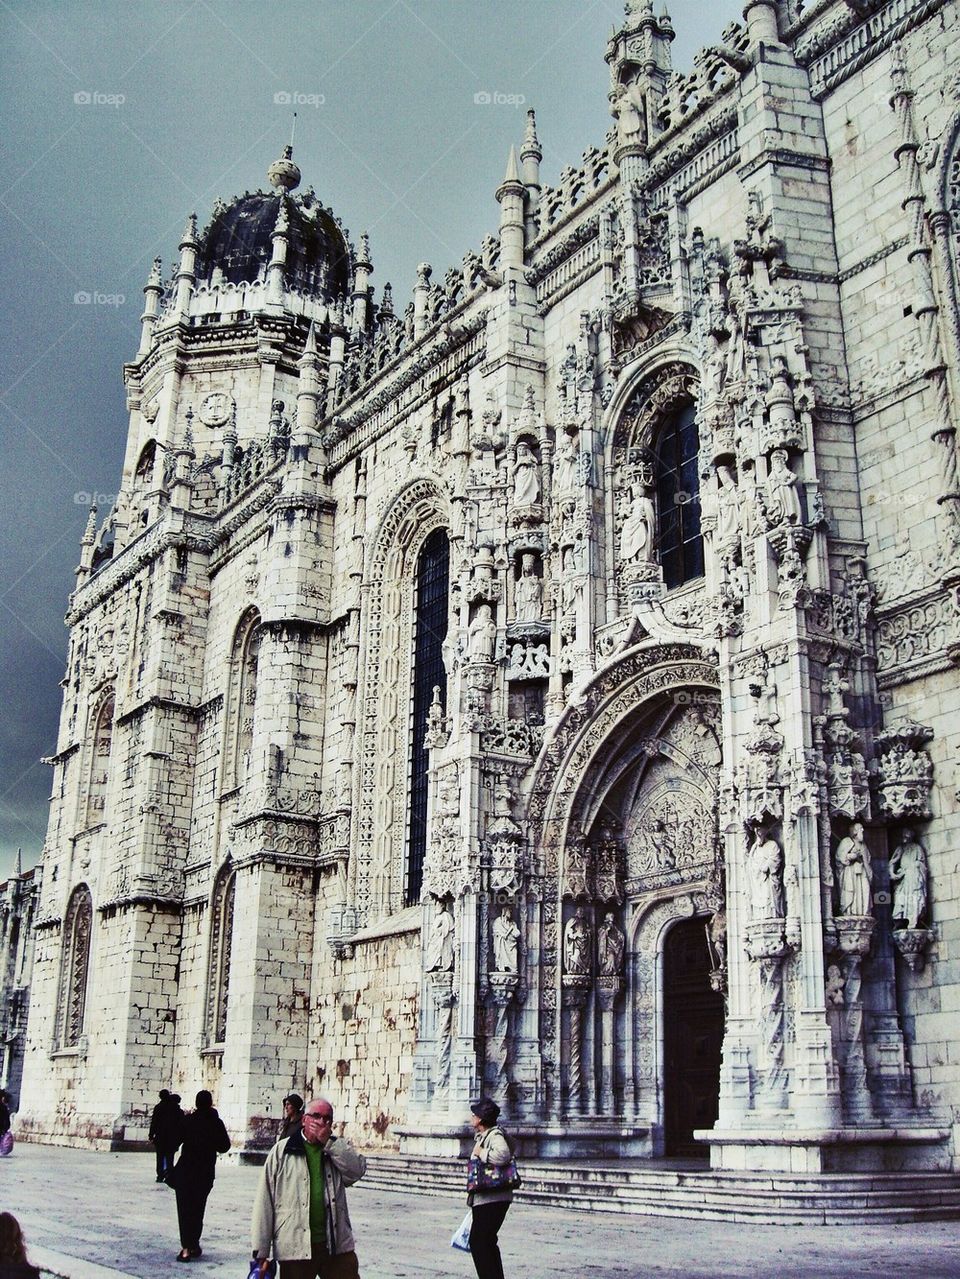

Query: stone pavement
2 1145 960 1279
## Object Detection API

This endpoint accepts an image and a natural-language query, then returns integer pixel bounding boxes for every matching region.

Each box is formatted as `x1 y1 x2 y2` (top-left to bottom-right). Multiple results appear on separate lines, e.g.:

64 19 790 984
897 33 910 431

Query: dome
197 150 351 301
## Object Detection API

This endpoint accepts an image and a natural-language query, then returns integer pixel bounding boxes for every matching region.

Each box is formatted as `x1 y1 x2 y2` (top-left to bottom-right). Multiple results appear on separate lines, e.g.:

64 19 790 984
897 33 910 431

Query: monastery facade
15 0 960 1191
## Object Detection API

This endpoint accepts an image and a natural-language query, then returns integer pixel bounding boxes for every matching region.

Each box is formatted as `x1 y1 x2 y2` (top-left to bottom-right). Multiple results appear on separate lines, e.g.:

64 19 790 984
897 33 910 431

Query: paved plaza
1 1145 960 1278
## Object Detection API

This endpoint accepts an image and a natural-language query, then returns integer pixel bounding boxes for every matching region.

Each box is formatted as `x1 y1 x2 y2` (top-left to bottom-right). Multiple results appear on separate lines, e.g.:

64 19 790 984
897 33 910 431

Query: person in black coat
168 1090 230 1262
149 1090 183 1182
0 1212 41 1279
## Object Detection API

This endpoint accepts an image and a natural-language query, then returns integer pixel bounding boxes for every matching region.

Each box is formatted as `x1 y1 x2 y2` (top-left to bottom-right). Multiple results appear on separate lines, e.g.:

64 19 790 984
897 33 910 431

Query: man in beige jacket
252 1098 367 1279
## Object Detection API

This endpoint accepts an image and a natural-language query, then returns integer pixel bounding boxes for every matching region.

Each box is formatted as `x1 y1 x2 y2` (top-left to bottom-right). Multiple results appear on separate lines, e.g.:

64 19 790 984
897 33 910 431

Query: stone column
487 972 519 1107
429 971 457 1105
745 919 790 1112
562 976 590 1117
832 917 875 1122
596 976 622 1115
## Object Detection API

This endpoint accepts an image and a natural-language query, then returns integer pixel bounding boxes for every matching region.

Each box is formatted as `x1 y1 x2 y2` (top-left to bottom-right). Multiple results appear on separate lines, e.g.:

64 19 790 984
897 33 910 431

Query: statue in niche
611 79 646 149
492 905 521 974
467 604 497 663
425 903 455 972
513 440 541 507
555 433 579 499
563 905 592 976
748 825 785 920
597 913 625 976
765 449 802 526
514 554 543 622
715 464 741 546
889 828 928 929
621 482 656 562
834 821 872 917
825 963 845 1007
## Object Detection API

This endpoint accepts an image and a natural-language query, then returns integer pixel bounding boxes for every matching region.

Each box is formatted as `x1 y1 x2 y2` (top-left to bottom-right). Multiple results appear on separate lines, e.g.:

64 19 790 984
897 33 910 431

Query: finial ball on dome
268 144 301 193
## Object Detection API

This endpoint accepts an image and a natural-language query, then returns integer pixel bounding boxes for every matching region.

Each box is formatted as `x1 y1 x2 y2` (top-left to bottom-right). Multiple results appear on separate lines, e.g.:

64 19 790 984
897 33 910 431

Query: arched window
85 693 115 829
225 610 261 790
57 885 93 1048
654 403 704 589
205 863 236 1046
406 529 450 905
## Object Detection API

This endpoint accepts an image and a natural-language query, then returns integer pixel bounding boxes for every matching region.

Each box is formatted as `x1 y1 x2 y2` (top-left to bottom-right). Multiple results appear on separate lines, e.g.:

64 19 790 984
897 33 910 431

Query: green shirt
303 1139 326 1251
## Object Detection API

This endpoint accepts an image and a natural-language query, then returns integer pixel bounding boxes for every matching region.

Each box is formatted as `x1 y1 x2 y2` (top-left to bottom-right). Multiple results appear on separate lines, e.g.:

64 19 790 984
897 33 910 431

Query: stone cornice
800 0 948 98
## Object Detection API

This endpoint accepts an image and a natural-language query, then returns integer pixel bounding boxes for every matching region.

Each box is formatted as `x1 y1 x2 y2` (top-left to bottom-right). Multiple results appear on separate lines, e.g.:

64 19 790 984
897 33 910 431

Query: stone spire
171 214 199 324
352 232 373 334
496 146 526 270
520 110 542 246
139 257 163 356
266 196 290 309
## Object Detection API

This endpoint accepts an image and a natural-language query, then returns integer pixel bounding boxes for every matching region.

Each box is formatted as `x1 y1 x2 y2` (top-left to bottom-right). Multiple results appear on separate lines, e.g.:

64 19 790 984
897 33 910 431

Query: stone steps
359 1154 960 1223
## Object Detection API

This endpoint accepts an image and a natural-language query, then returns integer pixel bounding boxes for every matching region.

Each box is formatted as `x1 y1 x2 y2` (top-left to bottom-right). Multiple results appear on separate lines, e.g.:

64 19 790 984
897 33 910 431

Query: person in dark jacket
149 1089 183 1182
279 1093 304 1140
0 1212 41 1279
466 1097 516 1279
168 1090 231 1262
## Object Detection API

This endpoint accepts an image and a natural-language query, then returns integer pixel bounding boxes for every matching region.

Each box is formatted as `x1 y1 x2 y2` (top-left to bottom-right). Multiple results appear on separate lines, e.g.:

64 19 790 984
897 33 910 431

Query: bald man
251 1097 367 1279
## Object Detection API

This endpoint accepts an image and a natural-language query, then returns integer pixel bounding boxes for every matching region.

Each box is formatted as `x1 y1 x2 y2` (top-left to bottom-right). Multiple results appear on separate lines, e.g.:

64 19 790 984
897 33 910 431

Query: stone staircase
358 1153 960 1224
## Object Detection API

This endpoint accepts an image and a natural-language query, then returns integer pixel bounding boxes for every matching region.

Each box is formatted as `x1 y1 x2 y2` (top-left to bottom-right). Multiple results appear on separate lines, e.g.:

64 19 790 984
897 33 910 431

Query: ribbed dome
197 189 351 301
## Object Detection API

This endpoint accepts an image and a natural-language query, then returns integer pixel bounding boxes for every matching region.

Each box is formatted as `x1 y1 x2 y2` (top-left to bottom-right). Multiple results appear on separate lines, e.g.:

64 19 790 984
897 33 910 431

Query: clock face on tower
198 391 234 428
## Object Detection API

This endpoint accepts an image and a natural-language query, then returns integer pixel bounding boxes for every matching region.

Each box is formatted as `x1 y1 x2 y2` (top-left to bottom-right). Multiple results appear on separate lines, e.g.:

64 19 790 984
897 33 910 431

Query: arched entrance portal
663 916 724 1156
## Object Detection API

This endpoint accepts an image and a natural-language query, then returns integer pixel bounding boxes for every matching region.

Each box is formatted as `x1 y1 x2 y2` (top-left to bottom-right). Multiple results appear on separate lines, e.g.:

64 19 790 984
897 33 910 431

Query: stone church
15 0 960 1203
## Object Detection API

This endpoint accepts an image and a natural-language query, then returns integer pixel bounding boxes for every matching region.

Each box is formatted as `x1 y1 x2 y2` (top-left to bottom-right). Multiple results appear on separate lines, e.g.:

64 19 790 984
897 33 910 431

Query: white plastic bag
450 1210 472 1252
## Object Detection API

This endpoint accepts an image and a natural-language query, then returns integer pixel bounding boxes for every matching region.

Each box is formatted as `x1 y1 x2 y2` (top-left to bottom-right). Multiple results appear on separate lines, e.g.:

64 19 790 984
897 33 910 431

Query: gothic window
406 528 449 905
653 403 704 589
225 609 261 791
84 692 115 829
57 885 92 1048
205 863 236 1046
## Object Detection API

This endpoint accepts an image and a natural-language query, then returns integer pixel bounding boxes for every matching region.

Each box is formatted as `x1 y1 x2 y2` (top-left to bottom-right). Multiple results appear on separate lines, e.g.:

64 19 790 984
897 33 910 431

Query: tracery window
84 692 115 829
205 862 236 1046
406 528 449 905
57 885 93 1048
225 609 261 791
653 403 704 589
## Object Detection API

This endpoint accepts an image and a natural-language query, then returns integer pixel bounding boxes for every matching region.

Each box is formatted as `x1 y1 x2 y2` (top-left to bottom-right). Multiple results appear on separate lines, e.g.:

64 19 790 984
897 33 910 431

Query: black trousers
469 1200 510 1279
155 1146 173 1180
174 1180 212 1250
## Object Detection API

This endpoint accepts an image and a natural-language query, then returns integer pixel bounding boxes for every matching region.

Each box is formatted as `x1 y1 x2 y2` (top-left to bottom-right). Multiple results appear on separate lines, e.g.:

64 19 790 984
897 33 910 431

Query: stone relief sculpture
748 825 785 920
611 78 646 148
514 554 543 622
597 913 625 975
513 440 541 507
563 906 592 976
492 905 521 974
889 829 928 929
555 433 579 499
715 464 741 546
764 449 802 527
425 904 455 972
621 482 656 562
467 604 497 663
834 821 872 917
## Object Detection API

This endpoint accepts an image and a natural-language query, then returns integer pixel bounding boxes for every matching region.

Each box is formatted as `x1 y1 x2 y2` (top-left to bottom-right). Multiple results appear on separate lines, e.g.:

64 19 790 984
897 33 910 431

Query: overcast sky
0 0 743 883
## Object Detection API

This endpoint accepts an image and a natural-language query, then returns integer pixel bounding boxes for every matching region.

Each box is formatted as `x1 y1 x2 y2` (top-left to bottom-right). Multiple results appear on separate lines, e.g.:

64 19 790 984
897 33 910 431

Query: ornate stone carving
889 828 929 929
563 905 592 975
875 722 934 819
424 903 455 972
834 822 872 917
491 905 521 974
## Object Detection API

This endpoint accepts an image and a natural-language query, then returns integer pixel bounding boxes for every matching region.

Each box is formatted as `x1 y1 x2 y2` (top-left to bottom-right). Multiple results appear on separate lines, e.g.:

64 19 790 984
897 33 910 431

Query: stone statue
825 963 845 1007
889 828 928 929
492 905 521 974
621 483 656 562
835 821 872 917
597 912 625 976
765 449 802 526
555 433 579 499
749 826 785 920
563 906 592 976
611 79 646 149
467 604 497 663
715 464 741 545
425 903 455 972
514 554 543 622
513 440 541 507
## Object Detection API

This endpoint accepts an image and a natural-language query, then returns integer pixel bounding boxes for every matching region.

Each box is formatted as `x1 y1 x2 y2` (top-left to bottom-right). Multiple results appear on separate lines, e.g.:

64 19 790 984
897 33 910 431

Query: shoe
176 1251 191 1262
156 1176 165 1183
189 1248 202 1258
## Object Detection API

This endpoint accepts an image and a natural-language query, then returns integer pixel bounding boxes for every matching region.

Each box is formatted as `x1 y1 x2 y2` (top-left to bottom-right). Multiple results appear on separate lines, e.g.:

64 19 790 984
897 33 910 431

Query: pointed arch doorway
662 916 724 1156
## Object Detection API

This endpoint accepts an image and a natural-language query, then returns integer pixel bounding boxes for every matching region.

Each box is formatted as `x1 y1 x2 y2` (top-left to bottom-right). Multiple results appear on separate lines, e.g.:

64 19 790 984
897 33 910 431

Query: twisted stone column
487 972 519 1107
834 917 876 1122
562 976 590 1117
746 919 790 1111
